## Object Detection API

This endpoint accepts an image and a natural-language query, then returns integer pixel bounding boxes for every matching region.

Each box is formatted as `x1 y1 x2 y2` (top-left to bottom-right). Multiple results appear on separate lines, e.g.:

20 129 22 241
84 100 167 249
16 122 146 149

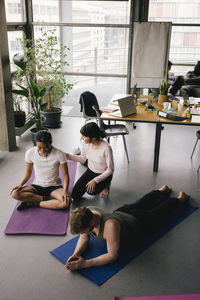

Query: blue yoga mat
50 203 198 285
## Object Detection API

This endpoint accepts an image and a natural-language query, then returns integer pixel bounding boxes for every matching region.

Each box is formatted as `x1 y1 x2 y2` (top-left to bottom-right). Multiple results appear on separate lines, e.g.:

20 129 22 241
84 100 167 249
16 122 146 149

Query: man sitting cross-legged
11 130 71 210
65 185 190 270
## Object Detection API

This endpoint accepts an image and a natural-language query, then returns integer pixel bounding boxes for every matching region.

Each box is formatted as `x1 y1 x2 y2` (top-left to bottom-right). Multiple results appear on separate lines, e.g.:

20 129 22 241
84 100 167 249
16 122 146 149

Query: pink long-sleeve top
67 140 114 184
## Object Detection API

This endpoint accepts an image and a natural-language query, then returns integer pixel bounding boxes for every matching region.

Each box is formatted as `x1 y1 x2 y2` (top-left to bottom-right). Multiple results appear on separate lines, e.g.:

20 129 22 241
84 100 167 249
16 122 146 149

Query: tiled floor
0 116 200 300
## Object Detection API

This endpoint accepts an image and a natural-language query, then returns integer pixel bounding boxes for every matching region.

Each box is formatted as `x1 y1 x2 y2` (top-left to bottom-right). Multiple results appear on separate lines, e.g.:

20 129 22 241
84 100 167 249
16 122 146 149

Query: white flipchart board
131 22 172 88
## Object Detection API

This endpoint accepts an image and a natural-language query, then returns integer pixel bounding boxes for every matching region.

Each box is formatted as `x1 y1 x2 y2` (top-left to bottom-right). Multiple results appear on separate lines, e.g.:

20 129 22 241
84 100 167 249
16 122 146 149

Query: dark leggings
115 190 180 232
71 168 113 201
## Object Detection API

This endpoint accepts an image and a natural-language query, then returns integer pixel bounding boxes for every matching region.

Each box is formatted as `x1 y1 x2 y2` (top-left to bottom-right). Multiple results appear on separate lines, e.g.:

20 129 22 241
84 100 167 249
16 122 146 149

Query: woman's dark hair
35 130 52 144
80 122 105 140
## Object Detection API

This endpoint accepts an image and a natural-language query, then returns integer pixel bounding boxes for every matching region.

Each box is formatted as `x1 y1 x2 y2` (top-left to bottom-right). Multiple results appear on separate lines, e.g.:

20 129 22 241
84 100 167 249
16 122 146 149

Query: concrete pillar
0 0 16 151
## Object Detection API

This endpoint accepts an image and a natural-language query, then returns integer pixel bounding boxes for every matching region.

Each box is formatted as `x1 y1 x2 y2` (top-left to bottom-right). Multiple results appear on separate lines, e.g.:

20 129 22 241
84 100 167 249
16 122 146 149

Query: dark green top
88 206 142 244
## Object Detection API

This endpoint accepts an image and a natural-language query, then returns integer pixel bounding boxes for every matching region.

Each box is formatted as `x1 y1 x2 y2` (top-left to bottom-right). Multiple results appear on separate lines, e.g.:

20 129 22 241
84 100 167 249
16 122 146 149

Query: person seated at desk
65 185 190 270
168 61 200 97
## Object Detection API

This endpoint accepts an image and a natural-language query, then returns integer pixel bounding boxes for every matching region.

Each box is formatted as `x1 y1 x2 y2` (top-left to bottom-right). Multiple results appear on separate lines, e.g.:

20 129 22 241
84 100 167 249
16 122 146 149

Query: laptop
109 96 137 117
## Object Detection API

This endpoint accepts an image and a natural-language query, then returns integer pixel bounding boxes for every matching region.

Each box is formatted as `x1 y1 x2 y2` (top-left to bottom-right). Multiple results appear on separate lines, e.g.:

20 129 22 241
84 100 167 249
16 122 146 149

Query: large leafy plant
12 55 54 131
159 68 169 95
15 27 73 111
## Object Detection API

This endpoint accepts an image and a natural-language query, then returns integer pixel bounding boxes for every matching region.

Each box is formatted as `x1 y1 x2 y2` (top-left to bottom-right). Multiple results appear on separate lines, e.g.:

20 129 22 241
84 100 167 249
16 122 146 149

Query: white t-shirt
25 146 67 187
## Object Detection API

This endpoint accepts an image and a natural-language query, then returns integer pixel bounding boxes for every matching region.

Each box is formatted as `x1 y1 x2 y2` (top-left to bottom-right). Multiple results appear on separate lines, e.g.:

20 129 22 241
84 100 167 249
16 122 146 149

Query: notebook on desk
109 96 136 117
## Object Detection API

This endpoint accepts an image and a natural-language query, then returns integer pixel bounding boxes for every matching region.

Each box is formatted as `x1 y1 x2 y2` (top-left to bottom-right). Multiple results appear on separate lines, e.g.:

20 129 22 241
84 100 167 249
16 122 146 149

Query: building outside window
148 0 200 76
6 0 200 116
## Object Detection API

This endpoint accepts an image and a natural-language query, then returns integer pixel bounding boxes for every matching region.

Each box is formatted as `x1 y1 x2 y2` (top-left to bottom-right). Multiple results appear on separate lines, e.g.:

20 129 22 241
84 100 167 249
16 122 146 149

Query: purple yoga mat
4 161 77 235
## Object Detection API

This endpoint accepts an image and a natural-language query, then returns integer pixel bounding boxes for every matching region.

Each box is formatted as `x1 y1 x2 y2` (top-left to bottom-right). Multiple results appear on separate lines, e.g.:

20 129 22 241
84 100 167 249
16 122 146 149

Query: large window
149 0 200 24
148 0 200 75
32 0 130 24
34 25 128 75
5 0 26 22
32 1 130 113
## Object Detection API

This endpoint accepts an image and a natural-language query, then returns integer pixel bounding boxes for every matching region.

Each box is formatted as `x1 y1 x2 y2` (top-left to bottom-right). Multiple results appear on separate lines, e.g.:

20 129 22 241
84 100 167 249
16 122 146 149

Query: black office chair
79 91 100 123
191 130 200 159
93 105 130 163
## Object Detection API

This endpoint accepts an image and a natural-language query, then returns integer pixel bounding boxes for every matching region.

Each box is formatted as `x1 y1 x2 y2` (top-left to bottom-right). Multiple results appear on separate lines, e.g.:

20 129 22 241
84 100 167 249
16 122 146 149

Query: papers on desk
188 97 200 105
101 104 119 113
108 110 122 117
191 115 200 123
190 108 200 115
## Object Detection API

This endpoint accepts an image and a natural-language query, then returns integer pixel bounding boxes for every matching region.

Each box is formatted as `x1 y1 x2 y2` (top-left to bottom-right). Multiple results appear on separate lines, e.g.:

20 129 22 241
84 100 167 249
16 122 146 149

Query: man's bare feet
159 185 171 194
100 187 110 198
177 191 190 204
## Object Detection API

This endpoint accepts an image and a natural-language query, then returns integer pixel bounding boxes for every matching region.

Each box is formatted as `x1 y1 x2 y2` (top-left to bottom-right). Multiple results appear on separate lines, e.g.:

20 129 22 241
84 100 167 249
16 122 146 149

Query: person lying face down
65 185 190 271
10 130 71 210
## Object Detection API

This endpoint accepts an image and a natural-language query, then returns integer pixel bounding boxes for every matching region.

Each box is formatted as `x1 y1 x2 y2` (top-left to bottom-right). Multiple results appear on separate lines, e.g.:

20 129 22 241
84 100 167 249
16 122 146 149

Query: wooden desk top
101 104 200 125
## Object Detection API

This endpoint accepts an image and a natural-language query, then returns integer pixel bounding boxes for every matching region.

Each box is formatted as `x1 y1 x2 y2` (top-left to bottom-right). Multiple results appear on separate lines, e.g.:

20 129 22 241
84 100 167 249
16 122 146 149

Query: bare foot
159 185 171 194
100 188 110 198
177 191 190 204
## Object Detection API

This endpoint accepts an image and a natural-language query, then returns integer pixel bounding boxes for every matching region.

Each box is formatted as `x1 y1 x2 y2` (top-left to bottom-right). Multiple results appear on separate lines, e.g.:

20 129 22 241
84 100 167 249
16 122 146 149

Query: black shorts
31 184 63 196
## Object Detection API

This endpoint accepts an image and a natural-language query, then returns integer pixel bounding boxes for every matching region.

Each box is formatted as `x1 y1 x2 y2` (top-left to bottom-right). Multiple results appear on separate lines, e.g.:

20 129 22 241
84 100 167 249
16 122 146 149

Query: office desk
101 104 199 172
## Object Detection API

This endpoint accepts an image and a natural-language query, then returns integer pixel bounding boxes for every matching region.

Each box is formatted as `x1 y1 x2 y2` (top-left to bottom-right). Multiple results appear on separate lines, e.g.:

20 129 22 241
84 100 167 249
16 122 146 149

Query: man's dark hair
194 61 200 75
168 60 173 68
80 122 105 140
35 130 52 144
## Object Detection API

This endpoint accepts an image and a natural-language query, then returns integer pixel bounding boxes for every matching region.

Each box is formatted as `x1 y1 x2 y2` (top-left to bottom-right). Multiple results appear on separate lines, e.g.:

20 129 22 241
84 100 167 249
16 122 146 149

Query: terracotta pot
158 94 169 105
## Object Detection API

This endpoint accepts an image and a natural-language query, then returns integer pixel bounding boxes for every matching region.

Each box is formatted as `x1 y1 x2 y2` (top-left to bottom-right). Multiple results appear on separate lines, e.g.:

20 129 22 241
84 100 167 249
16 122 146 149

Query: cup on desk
172 100 178 110
163 102 169 110
178 102 183 111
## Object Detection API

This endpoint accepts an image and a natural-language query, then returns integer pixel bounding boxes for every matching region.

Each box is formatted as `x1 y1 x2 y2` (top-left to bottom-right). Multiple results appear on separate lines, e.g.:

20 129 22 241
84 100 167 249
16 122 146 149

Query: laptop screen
118 96 136 117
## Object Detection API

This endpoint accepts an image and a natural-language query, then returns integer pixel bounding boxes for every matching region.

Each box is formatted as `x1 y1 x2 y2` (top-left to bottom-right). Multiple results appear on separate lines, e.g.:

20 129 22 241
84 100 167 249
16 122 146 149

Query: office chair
93 105 130 163
79 91 100 123
191 130 200 159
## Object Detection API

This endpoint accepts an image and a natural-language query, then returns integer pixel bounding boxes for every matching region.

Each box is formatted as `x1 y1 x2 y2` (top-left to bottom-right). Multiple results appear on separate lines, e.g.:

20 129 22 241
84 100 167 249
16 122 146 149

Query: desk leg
153 122 162 172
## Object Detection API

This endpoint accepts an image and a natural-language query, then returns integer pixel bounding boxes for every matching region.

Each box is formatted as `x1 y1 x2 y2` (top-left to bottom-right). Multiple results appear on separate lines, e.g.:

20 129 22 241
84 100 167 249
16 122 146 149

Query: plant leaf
29 78 40 98
12 89 29 97
16 83 29 92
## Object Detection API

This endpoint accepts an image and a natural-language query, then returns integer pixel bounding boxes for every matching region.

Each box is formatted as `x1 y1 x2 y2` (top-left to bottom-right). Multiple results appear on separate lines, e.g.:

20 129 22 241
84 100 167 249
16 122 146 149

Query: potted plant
158 68 169 105
15 27 73 128
11 70 26 127
12 55 54 144
13 97 26 127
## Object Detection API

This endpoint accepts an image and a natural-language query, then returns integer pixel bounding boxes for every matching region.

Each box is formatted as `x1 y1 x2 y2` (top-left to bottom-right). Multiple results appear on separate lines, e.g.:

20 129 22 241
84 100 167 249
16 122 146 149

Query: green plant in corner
15 27 73 112
159 68 169 95
12 55 54 131
35 27 73 112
